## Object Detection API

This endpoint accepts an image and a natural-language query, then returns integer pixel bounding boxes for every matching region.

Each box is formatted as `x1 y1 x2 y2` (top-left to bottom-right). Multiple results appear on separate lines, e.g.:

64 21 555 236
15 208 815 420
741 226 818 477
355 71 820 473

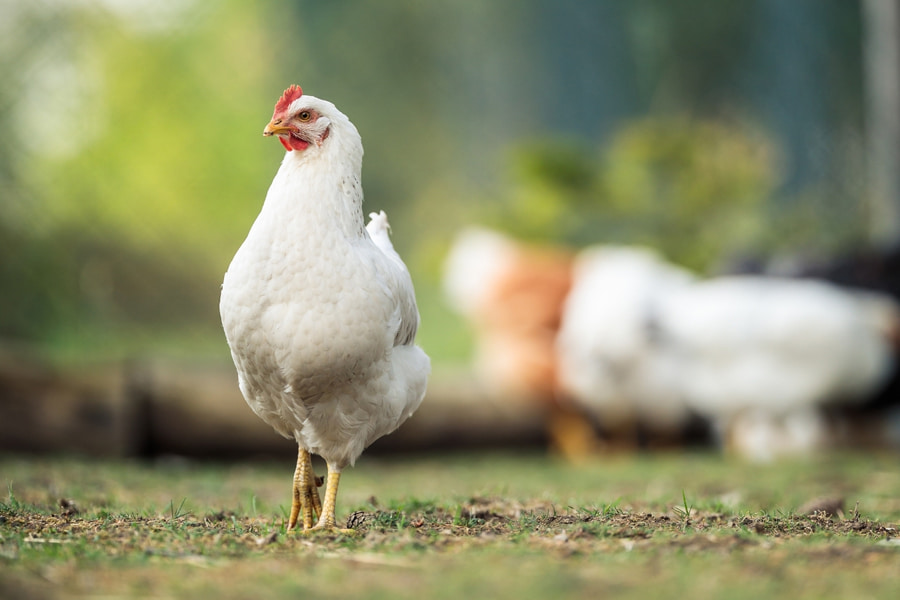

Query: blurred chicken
558 246 899 460
446 227 899 461
754 246 900 440
443 228 598 458
656 276 899 460
556 246 698 444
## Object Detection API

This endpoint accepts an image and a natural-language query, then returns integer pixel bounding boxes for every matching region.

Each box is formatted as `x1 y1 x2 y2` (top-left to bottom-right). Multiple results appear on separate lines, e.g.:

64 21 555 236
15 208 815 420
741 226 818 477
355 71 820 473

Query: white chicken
656 276 897 460
558 244 898 460
220 85 430 532
556 246 697 437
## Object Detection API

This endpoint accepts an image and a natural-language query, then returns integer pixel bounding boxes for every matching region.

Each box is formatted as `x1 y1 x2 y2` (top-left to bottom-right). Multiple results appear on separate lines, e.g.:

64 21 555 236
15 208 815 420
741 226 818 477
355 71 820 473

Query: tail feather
366 211 395 254
367 210 410 273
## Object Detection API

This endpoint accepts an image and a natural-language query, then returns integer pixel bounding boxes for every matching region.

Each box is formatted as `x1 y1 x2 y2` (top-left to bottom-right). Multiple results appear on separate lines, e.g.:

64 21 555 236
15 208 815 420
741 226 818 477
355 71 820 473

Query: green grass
1 451 899 599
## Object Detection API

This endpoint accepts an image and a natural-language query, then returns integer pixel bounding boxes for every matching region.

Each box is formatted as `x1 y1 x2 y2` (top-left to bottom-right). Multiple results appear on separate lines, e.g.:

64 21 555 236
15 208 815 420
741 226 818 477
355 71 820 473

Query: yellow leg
547 403 603 463
304 451 323 523
310 463 354 533
288 447 322 530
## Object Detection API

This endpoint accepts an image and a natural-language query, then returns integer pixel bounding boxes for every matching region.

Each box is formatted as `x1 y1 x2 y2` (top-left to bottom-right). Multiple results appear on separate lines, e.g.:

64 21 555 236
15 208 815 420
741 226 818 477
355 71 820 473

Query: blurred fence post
863 0 900 247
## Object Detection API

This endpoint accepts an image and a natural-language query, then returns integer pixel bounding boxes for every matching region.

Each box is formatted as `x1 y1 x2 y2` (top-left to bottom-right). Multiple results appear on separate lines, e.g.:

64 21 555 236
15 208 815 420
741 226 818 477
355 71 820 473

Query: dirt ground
2 452 899 599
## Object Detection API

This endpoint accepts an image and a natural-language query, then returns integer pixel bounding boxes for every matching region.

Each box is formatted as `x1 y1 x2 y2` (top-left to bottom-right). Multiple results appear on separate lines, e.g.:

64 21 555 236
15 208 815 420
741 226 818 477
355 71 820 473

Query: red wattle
277 134 309 152
288 136 309 151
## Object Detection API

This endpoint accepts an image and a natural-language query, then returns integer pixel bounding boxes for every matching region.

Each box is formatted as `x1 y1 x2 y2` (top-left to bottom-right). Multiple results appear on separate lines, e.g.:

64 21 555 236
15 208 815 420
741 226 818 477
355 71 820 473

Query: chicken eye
297 111 312 122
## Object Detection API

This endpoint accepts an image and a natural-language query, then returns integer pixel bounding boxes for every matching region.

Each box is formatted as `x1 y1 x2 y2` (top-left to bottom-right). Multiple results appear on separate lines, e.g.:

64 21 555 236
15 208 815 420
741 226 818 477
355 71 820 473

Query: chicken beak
263 120 294 137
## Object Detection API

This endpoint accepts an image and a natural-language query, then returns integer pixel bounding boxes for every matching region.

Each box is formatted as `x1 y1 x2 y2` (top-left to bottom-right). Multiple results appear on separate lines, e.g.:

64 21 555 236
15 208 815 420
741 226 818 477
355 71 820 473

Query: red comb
273 85 303 118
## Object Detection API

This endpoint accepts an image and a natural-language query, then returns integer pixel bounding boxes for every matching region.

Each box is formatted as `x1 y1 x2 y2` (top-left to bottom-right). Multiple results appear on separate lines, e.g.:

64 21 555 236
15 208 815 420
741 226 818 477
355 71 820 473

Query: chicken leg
309 462 355 533
288 446 322 530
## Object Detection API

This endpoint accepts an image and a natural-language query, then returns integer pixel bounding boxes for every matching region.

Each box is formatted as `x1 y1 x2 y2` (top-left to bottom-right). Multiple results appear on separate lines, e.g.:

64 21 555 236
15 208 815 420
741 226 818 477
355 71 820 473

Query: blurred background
1 0 899 462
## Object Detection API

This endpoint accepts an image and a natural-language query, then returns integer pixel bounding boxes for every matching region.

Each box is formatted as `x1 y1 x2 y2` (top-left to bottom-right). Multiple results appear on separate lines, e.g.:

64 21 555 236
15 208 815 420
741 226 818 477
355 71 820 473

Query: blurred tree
0 1 284 348
480 117 778 272
600 117 777 270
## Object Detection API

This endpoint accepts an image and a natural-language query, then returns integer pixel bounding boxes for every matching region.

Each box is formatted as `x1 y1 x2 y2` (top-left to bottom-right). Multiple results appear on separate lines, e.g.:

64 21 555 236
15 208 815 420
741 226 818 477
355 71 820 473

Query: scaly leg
288 446 322 530
305 451 323 520
310 462 354 533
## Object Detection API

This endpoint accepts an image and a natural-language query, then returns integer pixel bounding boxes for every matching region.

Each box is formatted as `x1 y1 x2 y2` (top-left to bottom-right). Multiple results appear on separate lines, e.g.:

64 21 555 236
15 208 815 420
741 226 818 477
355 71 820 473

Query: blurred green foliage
485 117 780 272
1 1 279 351
483 114 870 274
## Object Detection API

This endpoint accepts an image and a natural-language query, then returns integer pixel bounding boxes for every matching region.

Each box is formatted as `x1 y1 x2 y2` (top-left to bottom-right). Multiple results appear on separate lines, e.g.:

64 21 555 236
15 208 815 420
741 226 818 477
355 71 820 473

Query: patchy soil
2 453 899 599
349 496 899 554
3 495 897 562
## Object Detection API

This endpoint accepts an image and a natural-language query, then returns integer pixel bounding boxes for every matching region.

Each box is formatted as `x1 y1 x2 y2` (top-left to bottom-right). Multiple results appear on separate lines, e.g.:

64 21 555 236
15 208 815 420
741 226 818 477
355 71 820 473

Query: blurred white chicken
558 245 899 461
656 276 897 460
220 85 430 532
556 246 697 439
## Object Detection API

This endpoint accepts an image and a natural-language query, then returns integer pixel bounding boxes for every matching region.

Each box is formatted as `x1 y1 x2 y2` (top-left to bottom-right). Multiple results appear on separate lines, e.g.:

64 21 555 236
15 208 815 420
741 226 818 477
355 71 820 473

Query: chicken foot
288 446 322 530
308 462 355 534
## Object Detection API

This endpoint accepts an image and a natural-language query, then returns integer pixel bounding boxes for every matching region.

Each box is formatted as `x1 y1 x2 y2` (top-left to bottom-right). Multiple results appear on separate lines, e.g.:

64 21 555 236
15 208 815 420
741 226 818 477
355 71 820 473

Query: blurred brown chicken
443 228 599 459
